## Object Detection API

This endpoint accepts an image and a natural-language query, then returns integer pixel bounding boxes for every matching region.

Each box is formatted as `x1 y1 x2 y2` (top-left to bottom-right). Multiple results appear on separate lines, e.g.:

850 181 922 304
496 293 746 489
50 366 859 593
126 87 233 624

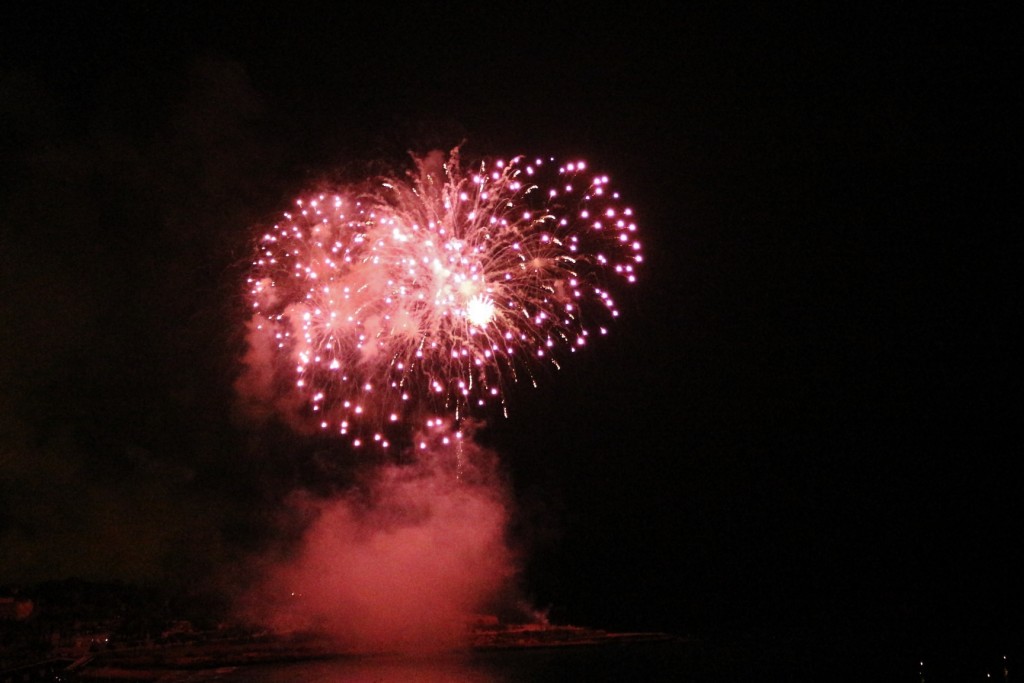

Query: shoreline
65 628 685 680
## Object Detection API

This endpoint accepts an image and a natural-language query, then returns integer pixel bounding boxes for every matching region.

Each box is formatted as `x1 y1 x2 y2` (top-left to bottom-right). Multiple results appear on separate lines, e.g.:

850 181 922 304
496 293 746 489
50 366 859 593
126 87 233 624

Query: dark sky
1 4 1017 643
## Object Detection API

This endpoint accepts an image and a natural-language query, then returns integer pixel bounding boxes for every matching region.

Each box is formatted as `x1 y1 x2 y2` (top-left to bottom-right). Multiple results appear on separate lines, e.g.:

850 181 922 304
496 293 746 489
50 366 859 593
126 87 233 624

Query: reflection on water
210 641 691 682
190 637 1017 682
217 653 499 683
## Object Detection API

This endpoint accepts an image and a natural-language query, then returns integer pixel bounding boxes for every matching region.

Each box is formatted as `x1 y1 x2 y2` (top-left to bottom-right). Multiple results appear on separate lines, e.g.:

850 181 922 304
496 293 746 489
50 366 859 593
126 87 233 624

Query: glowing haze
239 433 523 654
242 148 642 449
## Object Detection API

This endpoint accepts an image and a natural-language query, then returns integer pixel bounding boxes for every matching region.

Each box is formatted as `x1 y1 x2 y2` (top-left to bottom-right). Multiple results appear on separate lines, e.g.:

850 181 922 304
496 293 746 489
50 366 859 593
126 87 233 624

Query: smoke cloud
235 429 532 654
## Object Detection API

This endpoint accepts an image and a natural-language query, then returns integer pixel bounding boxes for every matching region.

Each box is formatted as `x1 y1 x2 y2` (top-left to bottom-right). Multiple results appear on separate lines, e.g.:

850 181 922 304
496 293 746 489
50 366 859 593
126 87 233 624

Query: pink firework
245 148 642 449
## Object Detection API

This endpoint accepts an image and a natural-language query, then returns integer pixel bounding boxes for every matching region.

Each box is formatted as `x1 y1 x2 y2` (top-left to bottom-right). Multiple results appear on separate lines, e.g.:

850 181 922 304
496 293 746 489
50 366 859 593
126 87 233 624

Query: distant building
0 596 34 621
71 631 111 652
468 614 500 628
161 620 196 639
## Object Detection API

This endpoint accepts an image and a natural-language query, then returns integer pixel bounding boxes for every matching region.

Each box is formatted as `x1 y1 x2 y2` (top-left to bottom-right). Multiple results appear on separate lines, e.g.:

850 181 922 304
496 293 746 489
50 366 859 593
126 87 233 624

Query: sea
180 635 1016 682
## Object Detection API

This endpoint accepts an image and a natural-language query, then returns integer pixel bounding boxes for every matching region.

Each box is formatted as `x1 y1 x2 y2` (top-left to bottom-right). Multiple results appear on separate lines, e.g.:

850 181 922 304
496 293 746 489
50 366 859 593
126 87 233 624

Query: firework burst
245 148 641 450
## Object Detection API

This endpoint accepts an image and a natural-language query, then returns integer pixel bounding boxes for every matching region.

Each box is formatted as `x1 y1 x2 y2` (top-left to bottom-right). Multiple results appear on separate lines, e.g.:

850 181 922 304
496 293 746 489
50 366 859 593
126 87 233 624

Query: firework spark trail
245 148 642 450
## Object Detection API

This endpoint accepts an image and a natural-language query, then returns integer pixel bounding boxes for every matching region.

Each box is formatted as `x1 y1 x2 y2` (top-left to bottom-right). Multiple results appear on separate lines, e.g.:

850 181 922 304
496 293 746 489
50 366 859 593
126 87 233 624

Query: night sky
1 4 1017 646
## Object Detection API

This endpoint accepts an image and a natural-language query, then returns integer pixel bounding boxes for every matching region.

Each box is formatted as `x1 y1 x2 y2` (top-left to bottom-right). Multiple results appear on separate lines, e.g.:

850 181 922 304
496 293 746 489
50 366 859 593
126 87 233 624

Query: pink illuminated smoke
237 434 526 654
234 147 641 653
